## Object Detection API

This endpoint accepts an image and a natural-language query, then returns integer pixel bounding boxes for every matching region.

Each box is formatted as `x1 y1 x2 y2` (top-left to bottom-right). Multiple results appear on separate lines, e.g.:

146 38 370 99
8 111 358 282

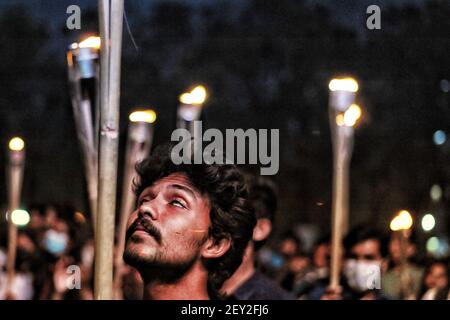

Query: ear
252 218 272 242
201 237 231 259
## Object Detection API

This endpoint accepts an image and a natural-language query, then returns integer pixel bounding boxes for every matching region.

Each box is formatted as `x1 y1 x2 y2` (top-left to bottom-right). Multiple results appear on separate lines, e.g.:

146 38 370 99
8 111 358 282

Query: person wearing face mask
303 225 389 300
43 219 70 257
341 226 389 300
36 217 74 300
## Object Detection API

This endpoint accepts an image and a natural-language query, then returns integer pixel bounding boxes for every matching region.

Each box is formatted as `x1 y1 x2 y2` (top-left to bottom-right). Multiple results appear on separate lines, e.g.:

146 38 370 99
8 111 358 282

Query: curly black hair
133 142 256 299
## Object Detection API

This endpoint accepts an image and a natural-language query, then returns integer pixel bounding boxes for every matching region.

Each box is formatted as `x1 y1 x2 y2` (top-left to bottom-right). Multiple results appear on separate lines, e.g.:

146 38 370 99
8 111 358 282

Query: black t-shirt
231 271 296 300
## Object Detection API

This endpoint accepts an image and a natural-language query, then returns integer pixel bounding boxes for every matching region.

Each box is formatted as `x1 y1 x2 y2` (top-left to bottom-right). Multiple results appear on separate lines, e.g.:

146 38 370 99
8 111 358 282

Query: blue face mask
44 230 68 255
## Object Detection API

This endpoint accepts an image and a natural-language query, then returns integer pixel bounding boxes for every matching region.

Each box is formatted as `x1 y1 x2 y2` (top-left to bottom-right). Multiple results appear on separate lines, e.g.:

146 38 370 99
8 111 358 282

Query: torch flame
336 104 362 127
390 210 413 231
179 85 207 105
329 78 359 93
129 110 157 124
78 36 101 50
343 104 362 127
8 137 25 151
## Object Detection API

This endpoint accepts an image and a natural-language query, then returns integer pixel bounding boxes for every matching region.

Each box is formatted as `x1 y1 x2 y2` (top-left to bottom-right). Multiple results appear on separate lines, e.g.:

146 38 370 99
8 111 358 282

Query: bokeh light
129 110 157 124
11 209 30 227
328 78 359 92
179 85 207 105
8 137 25 151
421 214 435 232
390 210 413 231
440 79 450 93
430 184 442 202
433 130 446 145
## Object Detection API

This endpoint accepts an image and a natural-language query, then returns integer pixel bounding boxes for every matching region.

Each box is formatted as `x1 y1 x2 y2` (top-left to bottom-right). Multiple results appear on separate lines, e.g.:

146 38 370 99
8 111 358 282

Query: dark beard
123 250 198 284
123 244 199 284
123 216 209 284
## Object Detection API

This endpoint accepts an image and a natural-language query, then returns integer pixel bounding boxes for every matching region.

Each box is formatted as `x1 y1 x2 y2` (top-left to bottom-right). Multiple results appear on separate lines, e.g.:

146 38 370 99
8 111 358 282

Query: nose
138 201 159 221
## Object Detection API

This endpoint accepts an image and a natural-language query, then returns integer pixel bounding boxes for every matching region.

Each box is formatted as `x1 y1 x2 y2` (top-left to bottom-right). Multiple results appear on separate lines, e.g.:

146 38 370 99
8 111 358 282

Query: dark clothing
301 276 389 300
232 271 296 300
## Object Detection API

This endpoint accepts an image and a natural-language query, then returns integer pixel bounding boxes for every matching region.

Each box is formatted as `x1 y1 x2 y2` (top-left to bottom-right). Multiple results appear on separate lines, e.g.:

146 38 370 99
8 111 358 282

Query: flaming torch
67 36 101 229
114 109 156 299
328 77 361 290
5 137 26 299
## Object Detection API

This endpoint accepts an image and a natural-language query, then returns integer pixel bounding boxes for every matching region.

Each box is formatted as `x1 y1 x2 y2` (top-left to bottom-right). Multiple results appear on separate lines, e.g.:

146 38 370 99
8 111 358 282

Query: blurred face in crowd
313 243 330 269
287 255 310 274
43 218 70 256
389 234 415 264
123 173 212 281
349 239 383 263
279 238 298 258
344 239 383 292
29 209 44 230
44 206 58 228
425 263 448 290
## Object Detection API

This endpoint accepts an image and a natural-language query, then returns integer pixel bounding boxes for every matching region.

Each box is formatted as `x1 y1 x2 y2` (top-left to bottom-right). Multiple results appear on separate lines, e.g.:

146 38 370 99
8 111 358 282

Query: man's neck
142 262 210 300
221 243 255 296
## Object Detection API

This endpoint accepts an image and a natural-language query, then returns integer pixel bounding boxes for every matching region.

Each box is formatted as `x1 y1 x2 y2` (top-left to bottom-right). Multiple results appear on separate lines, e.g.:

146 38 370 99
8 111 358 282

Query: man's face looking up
124 173 212 280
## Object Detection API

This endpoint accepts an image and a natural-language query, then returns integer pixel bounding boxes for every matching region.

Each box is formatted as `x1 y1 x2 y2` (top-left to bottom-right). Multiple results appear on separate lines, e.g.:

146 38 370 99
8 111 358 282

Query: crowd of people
258 227 450 300
0 143 449 300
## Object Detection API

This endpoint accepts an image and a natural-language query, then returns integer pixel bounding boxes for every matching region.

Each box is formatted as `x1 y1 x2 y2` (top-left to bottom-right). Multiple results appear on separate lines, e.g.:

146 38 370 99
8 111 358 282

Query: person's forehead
142 173 202 197
353 239 380 252
431 264 446 273
141 172 209 203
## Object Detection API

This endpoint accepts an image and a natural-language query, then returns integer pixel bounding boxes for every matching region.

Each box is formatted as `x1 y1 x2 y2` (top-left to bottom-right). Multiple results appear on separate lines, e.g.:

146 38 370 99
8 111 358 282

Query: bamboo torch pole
329 126 353 289
328 78 359 290
94 0 124 300
67 36 101 230
389 210 414 299
5 137 26 299
114 110 156 299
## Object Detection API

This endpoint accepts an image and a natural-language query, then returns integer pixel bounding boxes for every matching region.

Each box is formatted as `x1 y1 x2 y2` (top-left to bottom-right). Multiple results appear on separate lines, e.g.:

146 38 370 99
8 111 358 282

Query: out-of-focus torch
67 36 101 229
177 85 207 135
390 210 415 299
328 77 361 290
114 109 156 299
5 137 26 298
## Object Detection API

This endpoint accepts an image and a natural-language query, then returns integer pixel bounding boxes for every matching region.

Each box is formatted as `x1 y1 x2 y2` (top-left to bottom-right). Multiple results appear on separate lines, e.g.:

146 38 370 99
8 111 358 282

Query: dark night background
0 0 449 248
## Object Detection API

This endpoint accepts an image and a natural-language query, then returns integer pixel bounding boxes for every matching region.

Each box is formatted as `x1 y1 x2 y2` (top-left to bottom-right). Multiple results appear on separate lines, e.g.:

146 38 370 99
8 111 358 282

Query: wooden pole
94 0 124 300
114 121 153 298
328 87 356 290
399 229 413 299
71 96 98 229
329 126 353 289
67 45 99 230
5 140 25 298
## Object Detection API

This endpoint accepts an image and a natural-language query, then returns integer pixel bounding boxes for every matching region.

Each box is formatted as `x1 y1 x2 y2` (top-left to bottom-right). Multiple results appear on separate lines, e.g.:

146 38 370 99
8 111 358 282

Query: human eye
170 198 187 209
138 192 153 206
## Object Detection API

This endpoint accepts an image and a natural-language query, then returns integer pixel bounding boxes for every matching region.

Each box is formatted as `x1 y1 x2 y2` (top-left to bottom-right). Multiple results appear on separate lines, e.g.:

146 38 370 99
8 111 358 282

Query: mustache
126 217 162 244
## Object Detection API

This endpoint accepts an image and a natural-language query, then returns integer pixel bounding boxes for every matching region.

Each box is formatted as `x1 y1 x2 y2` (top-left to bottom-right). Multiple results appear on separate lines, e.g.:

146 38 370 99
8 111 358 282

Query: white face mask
44 229 68 256
343 259 381 292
